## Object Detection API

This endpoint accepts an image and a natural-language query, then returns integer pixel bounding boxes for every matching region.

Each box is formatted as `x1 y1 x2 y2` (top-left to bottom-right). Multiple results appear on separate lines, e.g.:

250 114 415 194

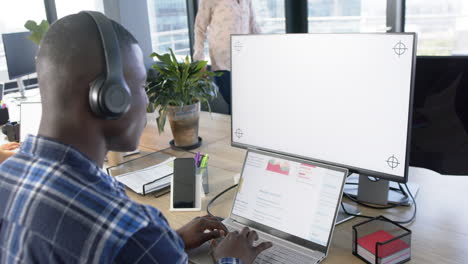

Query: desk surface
127 112 467 264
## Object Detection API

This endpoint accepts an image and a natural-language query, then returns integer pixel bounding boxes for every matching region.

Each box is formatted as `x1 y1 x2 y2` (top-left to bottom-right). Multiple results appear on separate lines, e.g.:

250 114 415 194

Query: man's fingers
210 238 219 249
200 218 229 233
240 227 250 237
202 229 221 241
247 230 258 243
255 241 273 255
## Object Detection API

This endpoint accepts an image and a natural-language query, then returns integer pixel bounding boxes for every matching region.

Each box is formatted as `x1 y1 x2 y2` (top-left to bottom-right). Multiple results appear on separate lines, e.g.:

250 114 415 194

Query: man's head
36 12 148 153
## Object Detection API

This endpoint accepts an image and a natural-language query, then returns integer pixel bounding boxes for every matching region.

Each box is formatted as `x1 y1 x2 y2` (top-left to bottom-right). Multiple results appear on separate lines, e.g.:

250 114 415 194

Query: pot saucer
170 137 203 151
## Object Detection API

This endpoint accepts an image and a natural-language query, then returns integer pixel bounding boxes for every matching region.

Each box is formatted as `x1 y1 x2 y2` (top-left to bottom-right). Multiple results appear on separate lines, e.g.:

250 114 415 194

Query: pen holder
196 166 209 194
0 108 9 125
352 215 411 264
1 122 19 142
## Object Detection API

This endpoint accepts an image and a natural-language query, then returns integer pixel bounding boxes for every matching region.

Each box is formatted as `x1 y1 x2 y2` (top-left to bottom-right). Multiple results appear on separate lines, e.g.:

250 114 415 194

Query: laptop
19 101 42 142
189 149 348 264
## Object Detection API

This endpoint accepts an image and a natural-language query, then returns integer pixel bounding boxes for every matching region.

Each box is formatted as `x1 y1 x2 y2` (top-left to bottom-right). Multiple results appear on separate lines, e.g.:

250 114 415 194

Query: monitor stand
15 77 27 100
335 173 419 225
344 173 419 206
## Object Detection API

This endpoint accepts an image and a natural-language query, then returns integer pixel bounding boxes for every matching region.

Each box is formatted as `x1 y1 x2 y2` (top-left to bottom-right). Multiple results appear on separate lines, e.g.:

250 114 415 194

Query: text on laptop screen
232 151 345 246
231 33 415 181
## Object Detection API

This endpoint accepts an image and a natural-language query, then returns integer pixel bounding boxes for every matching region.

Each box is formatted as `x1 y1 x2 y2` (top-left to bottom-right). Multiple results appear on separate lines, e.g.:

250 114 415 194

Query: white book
357 244 410 264
115 157 175 195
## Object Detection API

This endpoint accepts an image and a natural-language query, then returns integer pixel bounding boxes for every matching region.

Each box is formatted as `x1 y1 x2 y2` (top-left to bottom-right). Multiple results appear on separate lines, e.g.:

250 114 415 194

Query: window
406 0 468 55
252 0 286 34
308 0 386 33
147 0 190 58
55 0 104 19
0 1 46 82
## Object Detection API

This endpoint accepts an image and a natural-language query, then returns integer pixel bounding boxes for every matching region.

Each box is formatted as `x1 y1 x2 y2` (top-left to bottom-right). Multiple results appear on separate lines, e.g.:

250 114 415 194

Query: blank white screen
231 34 415 179
20 102 42 142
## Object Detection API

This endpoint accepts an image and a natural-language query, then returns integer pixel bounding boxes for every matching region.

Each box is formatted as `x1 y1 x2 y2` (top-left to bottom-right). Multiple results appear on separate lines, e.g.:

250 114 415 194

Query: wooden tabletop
120 112 468 264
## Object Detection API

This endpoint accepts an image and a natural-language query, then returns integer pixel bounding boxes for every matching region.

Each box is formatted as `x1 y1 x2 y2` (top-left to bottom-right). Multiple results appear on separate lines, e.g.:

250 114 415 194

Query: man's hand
176 215 228 250
0 142 20 151
211 227 273 264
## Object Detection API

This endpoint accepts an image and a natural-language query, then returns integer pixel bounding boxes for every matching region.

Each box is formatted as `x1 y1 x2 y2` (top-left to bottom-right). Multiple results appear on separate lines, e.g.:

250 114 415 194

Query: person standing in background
194 0 261 112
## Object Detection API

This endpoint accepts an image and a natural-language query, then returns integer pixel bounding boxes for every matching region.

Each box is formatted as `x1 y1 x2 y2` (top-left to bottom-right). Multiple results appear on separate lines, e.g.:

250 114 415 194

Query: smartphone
173 158 196 209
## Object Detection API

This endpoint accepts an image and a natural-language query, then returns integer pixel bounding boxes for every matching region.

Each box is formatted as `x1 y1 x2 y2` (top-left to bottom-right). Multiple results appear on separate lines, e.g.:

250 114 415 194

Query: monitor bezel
229 149 348 255
230 32 417 183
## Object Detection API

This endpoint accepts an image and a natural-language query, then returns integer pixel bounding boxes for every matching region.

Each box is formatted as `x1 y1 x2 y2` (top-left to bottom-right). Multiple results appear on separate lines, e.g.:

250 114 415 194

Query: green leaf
24 20 38 31
146 50 217 113
156 107 167 134
24 19 49 45
147 103 155 113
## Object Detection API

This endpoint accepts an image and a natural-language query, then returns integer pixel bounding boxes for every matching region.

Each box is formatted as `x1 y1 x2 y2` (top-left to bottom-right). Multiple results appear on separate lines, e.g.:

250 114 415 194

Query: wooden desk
128 112 468 264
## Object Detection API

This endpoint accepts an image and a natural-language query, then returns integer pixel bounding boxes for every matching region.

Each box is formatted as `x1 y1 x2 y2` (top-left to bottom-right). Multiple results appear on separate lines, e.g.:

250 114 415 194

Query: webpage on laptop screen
232 151 344 246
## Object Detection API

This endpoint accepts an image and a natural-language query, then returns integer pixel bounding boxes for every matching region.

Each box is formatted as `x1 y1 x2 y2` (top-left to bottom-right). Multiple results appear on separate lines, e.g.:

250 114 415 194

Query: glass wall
147 0 190 58
308 0 386 33
406 0 468 55
252 0 286 34
0 0 46 82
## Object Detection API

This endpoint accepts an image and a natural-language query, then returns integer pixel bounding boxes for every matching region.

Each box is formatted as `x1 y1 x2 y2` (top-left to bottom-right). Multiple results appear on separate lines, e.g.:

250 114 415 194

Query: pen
195 152 201 167
200 154 209 168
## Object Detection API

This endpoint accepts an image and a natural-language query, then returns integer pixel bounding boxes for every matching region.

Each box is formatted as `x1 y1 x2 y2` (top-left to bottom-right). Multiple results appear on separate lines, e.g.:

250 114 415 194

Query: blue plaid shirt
0 135 240 264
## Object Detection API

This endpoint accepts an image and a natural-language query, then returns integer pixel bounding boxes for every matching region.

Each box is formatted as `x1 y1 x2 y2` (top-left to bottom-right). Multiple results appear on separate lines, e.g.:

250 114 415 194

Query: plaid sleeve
114 222 188 264
217 257 244 264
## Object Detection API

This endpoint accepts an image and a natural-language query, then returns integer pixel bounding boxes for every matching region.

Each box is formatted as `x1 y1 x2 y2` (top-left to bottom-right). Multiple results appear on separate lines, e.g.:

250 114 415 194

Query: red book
357 230 410 259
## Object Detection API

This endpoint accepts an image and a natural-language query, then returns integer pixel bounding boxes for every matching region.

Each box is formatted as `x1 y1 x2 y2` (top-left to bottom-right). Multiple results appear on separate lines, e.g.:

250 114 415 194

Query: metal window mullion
285 0 308 33
386 0 405 33
43 0 58 24
186 0 198 59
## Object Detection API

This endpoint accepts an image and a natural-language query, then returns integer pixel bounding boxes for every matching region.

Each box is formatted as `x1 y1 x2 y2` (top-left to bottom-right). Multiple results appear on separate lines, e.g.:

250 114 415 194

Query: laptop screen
20 102 42 142
231 150 347 251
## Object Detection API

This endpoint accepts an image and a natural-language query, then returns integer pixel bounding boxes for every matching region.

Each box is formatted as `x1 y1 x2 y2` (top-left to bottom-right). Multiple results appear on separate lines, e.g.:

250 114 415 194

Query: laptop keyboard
255 243 320 264
226 225 322 264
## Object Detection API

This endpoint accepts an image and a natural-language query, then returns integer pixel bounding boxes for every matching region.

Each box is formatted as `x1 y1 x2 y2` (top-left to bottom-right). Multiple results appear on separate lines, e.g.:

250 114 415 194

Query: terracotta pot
166 101 200 147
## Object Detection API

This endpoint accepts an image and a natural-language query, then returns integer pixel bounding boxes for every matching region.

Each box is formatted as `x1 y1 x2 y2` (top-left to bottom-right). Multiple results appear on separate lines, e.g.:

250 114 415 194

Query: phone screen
173 158 196 208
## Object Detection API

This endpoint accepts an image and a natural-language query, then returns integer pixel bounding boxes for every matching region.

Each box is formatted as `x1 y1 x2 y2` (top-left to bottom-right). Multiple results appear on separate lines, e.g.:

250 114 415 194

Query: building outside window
147 0 190 59
252 0 285 34
0 0 46 82
406 0 468 55
308 0 386 33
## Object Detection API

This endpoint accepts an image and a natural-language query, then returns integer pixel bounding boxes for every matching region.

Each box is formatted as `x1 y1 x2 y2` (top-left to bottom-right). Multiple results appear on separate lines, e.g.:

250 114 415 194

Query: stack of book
357 230 410 264
115 157 175 195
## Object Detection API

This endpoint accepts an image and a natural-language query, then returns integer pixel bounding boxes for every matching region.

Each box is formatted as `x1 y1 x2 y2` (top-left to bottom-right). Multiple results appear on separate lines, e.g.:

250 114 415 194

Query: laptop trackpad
187 241 213 264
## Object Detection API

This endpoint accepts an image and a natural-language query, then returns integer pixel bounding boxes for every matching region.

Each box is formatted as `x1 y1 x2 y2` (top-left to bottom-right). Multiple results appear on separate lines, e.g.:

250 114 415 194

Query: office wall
103 0 154 68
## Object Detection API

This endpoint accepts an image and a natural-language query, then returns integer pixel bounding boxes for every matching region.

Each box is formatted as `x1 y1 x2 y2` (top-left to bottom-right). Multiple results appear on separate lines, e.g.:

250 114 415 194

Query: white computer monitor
20 102 42 142
231 33 416 182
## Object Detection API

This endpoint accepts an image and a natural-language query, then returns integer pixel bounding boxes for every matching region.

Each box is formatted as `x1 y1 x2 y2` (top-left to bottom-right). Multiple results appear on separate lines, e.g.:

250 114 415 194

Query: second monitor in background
231 33 417 206
2 32 38 98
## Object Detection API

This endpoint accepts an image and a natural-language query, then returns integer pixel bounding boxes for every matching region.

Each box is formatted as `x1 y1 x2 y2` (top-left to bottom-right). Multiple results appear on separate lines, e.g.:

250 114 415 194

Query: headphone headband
83 11 123 84
81 11 131 120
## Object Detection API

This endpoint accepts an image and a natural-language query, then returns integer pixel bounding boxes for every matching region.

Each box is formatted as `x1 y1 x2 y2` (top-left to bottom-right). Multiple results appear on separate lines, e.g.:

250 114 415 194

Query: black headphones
82 11 131 120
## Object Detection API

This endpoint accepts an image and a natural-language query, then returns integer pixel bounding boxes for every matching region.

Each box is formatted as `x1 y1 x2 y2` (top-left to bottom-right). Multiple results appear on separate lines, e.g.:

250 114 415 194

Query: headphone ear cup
89 76 106 117
102 82 131 118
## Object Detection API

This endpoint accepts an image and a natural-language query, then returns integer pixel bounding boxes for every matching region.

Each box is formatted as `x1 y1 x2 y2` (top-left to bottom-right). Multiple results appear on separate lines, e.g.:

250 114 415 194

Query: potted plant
146 49 219 149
